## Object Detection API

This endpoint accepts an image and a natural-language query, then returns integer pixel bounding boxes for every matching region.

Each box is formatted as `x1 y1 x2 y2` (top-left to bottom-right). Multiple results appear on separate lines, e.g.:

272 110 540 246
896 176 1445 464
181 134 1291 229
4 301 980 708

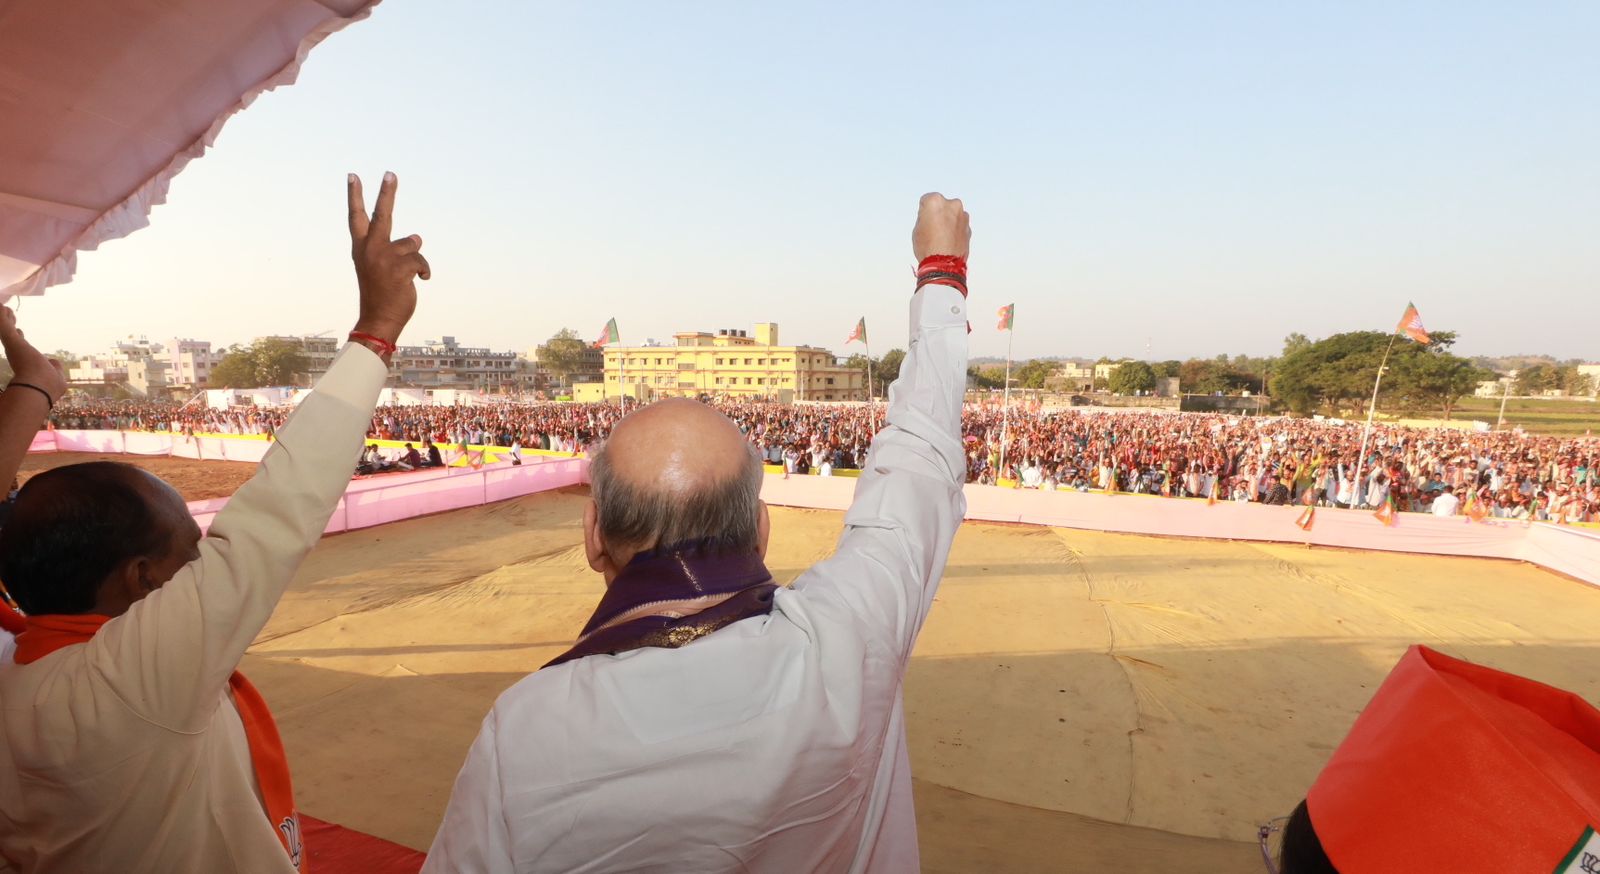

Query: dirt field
223 485 1600 873
18 452 257 500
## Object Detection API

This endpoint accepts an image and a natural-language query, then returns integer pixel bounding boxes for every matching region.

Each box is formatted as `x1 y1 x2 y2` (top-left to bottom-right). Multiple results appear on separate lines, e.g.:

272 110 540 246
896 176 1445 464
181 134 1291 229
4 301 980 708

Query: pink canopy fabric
0 0 382 302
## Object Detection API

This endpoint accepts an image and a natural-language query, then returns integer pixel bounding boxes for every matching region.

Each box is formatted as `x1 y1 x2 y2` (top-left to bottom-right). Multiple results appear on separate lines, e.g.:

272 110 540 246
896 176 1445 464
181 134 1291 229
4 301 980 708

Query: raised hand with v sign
347 171 430 354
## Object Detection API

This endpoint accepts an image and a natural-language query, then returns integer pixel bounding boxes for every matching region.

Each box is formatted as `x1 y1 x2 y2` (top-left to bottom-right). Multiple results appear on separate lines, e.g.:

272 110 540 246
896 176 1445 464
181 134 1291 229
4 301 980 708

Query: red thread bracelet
349 331 398 356
915 255 969 296
917 254 967 275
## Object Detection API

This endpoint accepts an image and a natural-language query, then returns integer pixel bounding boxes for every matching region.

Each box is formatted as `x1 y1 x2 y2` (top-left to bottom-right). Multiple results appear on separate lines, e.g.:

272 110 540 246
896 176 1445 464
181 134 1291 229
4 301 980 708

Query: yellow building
603 322 866 402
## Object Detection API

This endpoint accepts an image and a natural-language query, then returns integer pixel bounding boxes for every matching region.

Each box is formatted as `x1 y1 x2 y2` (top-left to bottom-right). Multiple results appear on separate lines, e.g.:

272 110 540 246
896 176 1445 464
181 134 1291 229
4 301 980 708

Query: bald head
588 399 764 560
604 399 752 496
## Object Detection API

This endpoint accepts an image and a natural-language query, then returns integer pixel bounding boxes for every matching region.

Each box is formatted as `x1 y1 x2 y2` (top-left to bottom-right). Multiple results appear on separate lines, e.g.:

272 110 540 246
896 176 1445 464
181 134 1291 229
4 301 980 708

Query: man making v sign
0 173 428 874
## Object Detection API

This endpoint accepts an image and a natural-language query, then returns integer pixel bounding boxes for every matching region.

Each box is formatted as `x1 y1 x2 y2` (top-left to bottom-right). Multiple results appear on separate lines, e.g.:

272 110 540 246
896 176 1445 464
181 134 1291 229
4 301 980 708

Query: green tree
538 328 592 388
1390 333 1489 418
1151 360 1182 379
1271 331 1391 415
1514 363 1559 395
967 364 1003 390
1272 329 1481 417
1179 358 1255 395
1282 333 1312 356
875 348 905 386
209 338 309 388
1108 360 1157 394
1014 359 1055 389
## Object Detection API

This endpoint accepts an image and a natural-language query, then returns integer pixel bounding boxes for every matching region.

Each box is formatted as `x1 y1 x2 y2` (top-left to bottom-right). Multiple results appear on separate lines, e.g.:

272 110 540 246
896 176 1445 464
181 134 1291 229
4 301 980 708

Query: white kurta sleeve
422 709 516 874
88 343 387 730
794 283 969 660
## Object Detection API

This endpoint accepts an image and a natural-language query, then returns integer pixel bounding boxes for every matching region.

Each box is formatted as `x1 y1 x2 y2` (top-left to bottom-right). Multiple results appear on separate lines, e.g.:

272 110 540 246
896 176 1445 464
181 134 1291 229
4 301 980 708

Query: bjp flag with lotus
1397 302 1430 345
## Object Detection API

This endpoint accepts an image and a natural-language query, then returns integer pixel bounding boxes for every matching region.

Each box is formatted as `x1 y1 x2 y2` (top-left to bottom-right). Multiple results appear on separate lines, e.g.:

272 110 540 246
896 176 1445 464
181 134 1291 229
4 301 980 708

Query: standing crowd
49 399 1598 521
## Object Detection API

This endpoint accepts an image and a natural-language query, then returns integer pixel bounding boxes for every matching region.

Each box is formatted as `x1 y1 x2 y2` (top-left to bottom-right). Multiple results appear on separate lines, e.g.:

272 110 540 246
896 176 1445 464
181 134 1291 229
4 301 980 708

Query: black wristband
5 382 55 411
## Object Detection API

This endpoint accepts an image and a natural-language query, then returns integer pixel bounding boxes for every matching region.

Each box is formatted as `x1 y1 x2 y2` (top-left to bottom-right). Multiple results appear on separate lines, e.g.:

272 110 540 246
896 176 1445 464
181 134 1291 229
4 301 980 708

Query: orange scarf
13 613 305 869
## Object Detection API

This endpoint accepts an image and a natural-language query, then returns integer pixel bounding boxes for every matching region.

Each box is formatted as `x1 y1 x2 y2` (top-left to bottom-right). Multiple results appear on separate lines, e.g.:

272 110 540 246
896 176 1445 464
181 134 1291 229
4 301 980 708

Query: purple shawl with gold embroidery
543 539 777 669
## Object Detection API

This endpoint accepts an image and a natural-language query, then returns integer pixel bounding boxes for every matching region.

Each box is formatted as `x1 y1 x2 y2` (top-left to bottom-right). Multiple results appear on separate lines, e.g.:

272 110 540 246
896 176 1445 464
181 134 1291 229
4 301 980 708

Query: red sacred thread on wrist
914 254 969 297
349 331 398 356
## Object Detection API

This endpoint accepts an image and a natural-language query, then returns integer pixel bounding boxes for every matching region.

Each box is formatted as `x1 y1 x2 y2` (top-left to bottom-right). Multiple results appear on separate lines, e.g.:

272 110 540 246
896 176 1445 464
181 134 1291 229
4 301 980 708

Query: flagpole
999 325 1014 486
1497 377 1510 429
863 330 875 432
1352 332 1399 509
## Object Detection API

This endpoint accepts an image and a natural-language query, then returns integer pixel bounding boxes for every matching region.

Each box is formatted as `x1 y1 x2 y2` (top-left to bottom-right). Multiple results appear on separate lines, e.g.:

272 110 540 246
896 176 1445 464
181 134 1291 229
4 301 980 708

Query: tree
1179 358 1255 395
1273 329 1481 417
209 338 309 388
1391 339 1489 419
1282 333 1312 356
538 329 592 388
1108 360 1157 394
967 365 1003 390
1014 359 1055 389
1514 363 1559 395
875 348 905 387
1272 331 1392 415
1151 360 1182 379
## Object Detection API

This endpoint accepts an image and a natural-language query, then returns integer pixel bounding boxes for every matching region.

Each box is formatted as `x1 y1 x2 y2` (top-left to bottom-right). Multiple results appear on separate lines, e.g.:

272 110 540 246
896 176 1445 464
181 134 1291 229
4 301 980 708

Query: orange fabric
13 614 306 870
0 601 24 635
1397 302 1431 344
1308 645 1600 873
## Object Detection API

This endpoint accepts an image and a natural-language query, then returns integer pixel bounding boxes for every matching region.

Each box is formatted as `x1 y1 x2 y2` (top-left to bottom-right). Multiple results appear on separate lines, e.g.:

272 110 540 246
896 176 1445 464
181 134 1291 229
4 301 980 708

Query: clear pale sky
17 1 1598 362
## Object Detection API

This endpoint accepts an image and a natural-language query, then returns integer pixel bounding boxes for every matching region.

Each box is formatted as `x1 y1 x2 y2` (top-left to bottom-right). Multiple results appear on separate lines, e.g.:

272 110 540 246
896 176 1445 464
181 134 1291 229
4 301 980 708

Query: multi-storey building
163 338 225 389
67 335 169 397
390 336 536 392
264 334 534 392
601 322 865 401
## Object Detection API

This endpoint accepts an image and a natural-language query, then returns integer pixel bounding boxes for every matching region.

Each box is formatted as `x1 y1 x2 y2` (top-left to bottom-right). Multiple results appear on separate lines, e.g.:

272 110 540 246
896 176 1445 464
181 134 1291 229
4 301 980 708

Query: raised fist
913 193 971 262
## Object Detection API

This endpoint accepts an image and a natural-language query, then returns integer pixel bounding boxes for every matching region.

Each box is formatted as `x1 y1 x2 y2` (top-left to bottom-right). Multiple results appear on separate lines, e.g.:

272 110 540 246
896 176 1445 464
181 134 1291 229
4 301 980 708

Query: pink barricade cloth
28 431 56 453
756 476 1598 587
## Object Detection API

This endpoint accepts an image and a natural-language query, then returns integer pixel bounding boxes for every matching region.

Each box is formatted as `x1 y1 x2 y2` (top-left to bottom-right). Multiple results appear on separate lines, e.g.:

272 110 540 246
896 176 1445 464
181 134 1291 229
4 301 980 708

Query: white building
68 335 169 397
164 338 225 389
1579 364 1600 397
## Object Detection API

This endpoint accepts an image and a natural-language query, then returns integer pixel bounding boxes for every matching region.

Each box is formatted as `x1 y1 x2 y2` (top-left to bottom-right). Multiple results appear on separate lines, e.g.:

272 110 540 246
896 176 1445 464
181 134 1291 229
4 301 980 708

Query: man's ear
94 557 148 616
756 501 771 561
583 500 616 576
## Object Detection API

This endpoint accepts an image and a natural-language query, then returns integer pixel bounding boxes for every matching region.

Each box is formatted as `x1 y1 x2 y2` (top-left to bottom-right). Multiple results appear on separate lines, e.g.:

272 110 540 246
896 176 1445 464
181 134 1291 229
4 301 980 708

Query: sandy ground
18 452 257 500
22 453 1600 870
221 485 1600 873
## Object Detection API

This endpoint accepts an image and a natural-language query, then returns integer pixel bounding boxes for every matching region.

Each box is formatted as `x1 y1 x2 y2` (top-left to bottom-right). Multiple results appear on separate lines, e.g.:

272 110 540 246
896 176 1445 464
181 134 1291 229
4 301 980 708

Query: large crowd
48 399 1600 522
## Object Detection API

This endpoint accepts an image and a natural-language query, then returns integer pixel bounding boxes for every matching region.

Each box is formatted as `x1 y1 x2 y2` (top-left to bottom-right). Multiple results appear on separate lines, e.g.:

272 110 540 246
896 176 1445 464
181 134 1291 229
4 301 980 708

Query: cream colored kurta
0 344 386 874
423 285 970 873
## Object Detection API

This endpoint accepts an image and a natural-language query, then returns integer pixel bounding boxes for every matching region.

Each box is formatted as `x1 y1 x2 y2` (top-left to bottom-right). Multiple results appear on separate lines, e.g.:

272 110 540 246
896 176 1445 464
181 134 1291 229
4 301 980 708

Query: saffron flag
1397 302 1430 345
997 303 1015 331
1207 480 1219 506
847 318 867 345
1373 497 1397 527
593 318 620 348
1295 505 1316 531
